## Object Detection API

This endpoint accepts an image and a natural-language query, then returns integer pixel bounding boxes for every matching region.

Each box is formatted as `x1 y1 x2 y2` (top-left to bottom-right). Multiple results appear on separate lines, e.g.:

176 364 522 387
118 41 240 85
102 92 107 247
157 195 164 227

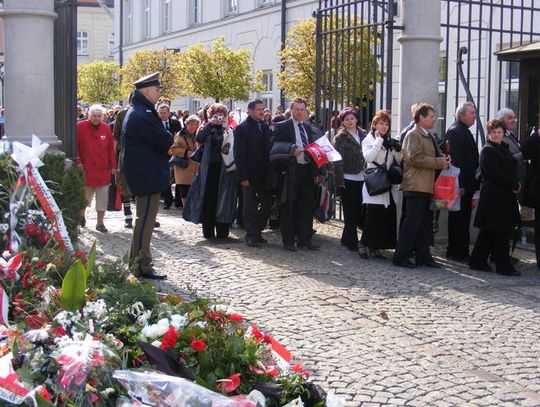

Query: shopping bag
107 174 121 211
433 165 460 210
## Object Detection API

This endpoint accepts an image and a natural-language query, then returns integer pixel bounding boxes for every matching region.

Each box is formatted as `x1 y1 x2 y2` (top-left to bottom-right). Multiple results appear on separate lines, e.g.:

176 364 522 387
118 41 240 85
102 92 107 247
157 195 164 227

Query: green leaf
60 260 87 311
35 393 55 407
11 337 19 359
85 240 97 278
231 335 245 356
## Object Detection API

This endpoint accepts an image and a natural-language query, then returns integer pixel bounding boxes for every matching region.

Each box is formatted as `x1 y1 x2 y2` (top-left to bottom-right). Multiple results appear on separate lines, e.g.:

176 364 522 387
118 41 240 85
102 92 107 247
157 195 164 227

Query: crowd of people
75 71 539 280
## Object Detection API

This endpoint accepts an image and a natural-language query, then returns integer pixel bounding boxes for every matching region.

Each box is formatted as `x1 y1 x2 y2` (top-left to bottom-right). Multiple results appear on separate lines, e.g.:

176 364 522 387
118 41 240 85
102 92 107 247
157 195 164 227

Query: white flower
141 318 170 339
195 321 207 329
83 299 108 323
170 314 188 330
136 310 152 327
100 388 115 397
24 327 50 343
0 224 9 234
31 257 39 263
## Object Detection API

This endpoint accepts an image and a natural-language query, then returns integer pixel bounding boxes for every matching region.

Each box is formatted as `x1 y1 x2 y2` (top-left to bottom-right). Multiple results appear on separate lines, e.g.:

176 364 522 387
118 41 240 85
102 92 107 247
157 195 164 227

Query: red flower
73 251 87 262
37 231 50 245
265 365 278 377
25 224 38 237
229 313 244 322
159 327 179 350
249 324 264 342
190 339 206 352
291 362 310 377
207 311 226 321
54 326 67 337
35 260 46 269
25 313 45 329
22 271 32 289
216 373 241 393
23 263 31 271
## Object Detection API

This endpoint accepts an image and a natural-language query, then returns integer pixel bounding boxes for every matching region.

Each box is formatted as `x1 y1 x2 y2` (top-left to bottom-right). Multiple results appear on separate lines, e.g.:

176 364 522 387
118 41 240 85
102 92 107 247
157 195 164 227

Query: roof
495 41 540 61
77 0 114 7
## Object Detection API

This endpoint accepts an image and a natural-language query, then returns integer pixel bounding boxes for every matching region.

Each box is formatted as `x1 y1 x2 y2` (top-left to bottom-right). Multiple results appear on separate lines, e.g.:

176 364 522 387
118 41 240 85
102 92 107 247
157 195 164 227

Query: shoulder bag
364 149 392 196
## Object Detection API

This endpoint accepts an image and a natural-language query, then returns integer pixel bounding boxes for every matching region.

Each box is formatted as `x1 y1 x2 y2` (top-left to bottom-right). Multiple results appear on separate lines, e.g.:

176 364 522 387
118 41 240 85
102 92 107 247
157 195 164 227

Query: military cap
133 72 162 89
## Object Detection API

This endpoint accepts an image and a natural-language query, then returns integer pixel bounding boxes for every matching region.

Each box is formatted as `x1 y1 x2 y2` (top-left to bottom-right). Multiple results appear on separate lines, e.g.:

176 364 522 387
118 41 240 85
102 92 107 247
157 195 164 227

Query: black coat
520 129 540 206
474 140 520 231
121 91 173 196
233 115 272 186
166 118 182 135
444 120 480 196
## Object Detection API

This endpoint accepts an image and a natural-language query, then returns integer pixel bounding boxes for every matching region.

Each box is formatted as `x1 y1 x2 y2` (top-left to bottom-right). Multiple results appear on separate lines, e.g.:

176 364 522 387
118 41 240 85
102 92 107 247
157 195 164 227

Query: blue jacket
121 91 173 196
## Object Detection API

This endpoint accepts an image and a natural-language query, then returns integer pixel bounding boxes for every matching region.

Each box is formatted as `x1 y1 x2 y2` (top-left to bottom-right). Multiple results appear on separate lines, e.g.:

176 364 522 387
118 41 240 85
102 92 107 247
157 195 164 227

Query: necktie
257 121 262 133
164 121 169 130
298 123 308 147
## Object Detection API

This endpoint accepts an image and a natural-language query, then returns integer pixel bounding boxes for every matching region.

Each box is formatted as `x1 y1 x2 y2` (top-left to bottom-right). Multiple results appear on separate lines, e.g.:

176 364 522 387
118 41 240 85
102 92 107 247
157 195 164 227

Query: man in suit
158 103 182 209
443 102 479 262
234 99 272 247
272 98 323 251
393 103 450 268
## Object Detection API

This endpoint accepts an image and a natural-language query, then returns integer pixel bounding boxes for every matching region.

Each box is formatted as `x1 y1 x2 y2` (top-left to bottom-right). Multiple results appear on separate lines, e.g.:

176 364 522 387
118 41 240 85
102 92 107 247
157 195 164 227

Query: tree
179 37 256 102
120 48 184 99
77 61 122 104
278 16 382 108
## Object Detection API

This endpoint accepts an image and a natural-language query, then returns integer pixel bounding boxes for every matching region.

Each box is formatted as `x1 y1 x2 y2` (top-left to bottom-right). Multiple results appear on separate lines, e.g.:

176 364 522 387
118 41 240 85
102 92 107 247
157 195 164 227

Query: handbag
169 155 188 168
189 145 204 163
221 128 236 172
387 160 403 184
364 149 391 196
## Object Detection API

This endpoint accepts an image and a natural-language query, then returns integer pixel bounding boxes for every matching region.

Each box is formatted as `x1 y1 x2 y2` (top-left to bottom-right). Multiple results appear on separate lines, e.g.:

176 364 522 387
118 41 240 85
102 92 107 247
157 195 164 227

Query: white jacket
361 132 403 207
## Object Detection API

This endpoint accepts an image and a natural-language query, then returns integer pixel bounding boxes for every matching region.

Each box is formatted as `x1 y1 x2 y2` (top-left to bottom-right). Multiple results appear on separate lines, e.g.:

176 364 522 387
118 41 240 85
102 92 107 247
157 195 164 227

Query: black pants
243 183 271 241
280 164 316 246
202 161 230 239
535 205 540 268
162 184 173 207
447 195 473 258
394 194 434 264
470 228 512 272
340 179 364 250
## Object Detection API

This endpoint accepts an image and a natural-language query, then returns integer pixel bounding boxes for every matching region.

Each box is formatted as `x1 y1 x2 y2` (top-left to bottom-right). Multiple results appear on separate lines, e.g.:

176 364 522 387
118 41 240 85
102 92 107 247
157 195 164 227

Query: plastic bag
433 165 460 211
113 370 257 407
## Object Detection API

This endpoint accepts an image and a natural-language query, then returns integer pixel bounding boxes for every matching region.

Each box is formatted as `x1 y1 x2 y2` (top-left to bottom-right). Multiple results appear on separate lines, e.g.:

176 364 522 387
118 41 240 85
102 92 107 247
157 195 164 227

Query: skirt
360 197 397 249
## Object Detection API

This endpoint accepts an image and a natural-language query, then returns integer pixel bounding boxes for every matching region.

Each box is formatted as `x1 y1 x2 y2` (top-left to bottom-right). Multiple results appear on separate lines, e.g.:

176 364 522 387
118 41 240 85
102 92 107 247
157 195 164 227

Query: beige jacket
402 126 445 194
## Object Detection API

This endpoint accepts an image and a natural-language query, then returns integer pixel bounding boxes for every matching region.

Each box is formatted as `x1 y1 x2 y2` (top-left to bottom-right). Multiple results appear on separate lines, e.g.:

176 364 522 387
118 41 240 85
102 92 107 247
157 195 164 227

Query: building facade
77 0 115 66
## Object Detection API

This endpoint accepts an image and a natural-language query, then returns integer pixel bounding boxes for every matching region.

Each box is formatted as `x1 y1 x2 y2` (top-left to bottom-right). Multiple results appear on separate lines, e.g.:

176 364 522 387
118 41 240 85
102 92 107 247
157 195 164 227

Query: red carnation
159 327 179 350
22 271 32 289
216 373 241 393
73 251 87 262
37 231 50 245
207 311 226 321
250 324 264 342
35 260 46 269
25 313 45 329
23 263 31 271
25 224 38 237
190 339 206 352
291 362 310 377
54 326 67 337
229 313 244 322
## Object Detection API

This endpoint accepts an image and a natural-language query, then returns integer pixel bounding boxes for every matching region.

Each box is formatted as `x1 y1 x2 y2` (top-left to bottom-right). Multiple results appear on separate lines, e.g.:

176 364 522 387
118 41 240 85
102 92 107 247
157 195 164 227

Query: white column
0 0 59 146
397 0 442 131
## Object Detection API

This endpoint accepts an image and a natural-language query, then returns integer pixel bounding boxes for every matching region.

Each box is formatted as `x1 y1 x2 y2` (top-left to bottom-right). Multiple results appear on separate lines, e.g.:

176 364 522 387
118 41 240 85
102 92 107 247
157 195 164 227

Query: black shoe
246 239 260 248
469 262 492 272
141 270 167 280
154 221 160 228
496 268 521 277
256 236 268 243
124 219 133 229
79 217 86 227
369 249 385 259
284 244 297 252
298 243 320 251
96 224 108 233
446 254 470 263
417 260 443 268
163 204 171 210
392 259 417 268
510 256 520 265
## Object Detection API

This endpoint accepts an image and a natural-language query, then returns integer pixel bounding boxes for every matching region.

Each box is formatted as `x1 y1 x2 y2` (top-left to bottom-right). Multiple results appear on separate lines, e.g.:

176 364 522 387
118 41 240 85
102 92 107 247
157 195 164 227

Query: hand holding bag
364 149 391 196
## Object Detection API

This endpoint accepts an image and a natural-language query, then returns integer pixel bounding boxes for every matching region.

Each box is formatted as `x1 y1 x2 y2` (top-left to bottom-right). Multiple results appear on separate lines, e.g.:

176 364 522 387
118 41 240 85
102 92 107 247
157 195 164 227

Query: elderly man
443 102 480 263
121 72 173 280
76 104 116 233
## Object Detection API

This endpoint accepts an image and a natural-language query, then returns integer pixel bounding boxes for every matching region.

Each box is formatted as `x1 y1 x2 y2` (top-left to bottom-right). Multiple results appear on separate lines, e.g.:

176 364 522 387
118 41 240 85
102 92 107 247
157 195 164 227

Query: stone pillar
397 0 442 131
0 0 59 147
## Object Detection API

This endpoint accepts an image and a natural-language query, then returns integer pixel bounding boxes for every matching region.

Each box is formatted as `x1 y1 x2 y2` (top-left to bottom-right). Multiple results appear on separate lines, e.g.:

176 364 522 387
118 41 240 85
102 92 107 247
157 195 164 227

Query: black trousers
280 164 316 246
470 228 512 272
202 162 230 239
340 179 364 250
242 182 271 241
447 195 473 258
394 194 434 264
535 205 540 268
162 184 173 206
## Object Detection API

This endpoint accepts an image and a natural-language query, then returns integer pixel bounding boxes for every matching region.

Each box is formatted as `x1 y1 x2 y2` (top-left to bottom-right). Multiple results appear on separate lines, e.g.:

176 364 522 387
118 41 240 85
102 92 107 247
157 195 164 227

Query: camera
388 138 402 152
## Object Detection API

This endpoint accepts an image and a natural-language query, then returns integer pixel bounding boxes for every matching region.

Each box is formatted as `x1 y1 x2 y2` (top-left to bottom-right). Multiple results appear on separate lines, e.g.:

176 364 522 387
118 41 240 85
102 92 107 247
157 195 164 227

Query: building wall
78 4 115 65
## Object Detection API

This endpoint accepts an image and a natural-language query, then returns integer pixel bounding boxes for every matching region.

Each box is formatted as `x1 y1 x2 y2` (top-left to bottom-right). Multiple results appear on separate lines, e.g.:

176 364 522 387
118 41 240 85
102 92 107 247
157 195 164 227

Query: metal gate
314 0 396 131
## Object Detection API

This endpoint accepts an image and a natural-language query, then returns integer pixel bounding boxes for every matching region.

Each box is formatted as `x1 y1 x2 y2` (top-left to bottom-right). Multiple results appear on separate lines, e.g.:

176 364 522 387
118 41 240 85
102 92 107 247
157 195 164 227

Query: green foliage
179 37 257 102
40 151 66 186
57 164 85 241
279 16 382 108
77 61 122 104
120 48 183 99
60 259 87 311
0 153 18 214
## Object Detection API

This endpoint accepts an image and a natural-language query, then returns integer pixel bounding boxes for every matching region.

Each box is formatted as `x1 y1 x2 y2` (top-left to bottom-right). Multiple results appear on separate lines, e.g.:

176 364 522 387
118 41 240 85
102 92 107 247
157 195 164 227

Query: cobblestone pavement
79 206 540 407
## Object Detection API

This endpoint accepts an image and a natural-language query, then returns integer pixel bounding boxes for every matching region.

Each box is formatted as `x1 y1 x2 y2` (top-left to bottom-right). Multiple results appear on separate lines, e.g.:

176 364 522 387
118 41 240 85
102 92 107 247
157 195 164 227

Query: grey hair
88 104 105 115
455 102 475 119
184 114 201 125
495 108 514 120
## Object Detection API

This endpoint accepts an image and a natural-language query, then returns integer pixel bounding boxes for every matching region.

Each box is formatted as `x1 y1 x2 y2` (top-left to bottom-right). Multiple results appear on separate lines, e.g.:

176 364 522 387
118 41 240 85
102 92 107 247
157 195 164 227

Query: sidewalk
79 206 540 407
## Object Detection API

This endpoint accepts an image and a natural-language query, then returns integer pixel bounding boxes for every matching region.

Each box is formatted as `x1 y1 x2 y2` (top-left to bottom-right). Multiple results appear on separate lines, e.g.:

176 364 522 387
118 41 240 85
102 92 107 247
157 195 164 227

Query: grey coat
183 136 238 224
332 127 367 187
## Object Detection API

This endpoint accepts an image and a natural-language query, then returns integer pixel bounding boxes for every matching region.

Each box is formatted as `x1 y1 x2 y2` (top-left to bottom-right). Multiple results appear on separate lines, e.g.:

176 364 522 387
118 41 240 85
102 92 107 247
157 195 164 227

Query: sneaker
96 224 108 233
79 217 86 227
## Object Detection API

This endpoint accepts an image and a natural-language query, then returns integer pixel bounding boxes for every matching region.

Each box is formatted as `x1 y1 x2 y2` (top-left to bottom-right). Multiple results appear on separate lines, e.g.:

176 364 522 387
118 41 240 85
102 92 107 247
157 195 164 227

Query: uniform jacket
233 115 272 186
183 124 238 224
121 91 173 196
169 127 198 186
362 132 403 207
332 127 367 187
402 126 446 194
76 119 115 187
474 140 520 231
444 120 480 196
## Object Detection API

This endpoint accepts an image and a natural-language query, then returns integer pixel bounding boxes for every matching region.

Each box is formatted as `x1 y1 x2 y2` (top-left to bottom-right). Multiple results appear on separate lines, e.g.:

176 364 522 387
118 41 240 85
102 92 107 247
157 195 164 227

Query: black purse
387 160 403 184
189 145 204 163
364 149 392 196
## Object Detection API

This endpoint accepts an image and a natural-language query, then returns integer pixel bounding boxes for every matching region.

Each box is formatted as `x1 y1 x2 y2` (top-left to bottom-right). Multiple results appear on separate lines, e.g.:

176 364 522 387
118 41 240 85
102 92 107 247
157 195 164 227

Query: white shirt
292 118 308 164
344 131 364 181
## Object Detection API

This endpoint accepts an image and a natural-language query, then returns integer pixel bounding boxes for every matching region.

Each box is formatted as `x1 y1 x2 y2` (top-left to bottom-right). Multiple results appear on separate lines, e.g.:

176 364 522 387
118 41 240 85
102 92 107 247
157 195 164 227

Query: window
142 0 151 39
259 0 274 5
258 70 274 112
505 90 519 114
191 0 201 25
226 0 237 15
192 100 201 113
162 0 172 33
108 33 115 56
77 31 89 55
124 0 133 44
506 61 520 80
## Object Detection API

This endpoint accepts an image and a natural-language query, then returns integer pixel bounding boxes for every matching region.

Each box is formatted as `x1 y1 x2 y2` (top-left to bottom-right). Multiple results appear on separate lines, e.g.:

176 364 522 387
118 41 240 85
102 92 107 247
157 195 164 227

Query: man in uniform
121 72 173 279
